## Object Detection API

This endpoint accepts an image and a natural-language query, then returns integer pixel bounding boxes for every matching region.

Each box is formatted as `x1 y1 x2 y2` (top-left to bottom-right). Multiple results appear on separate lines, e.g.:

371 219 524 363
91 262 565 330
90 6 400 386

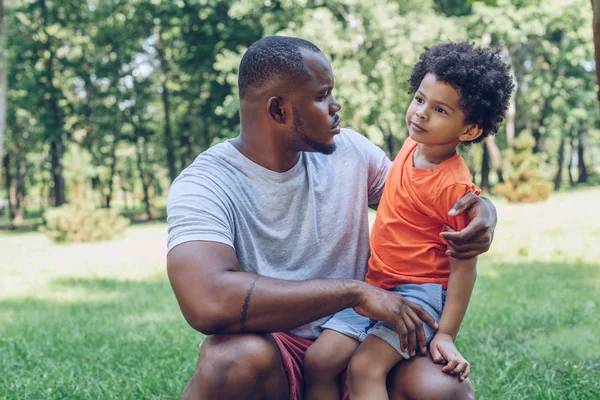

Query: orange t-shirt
365 137 480 290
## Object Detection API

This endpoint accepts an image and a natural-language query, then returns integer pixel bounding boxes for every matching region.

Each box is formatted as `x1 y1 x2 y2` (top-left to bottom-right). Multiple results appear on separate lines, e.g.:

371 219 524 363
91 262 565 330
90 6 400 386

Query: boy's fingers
401 313 417 356
395 319 408 354
461 363 471 381
430 346 444 363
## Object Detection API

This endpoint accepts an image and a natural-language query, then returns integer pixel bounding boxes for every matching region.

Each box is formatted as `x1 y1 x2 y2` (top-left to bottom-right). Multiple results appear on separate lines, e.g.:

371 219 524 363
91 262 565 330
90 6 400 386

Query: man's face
289 51 342 155
405 73 470 147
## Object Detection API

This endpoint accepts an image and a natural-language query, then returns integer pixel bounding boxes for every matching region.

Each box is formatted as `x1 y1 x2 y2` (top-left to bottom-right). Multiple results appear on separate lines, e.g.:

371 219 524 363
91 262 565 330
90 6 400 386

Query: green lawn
1 189 599 399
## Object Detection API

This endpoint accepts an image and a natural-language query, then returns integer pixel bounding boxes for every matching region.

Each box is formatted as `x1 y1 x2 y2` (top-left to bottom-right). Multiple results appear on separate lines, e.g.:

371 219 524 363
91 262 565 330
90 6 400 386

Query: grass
1 188 599 399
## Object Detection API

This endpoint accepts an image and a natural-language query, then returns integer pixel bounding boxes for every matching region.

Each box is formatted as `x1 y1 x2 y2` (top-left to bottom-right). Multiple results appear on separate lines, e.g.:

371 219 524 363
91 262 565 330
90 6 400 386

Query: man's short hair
238 36 322 99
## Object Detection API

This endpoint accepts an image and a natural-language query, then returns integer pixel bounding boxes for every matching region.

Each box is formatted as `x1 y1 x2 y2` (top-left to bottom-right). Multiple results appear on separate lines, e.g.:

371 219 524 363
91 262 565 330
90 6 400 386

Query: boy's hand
430 332 470 381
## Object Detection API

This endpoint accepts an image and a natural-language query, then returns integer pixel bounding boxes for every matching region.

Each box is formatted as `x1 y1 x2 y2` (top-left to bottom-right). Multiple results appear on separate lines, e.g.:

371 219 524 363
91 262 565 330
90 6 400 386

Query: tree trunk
592 0 600 104
40 0 65 206
3 152 15 227
0 0 6 182
105 140 118 208
135 137 152 220
554 132 566 190
154 27 177 183
568 137 575 186
577 128 589 183
467 146 477 184
484 136 504 184
14 154 25 224
480 144 490 193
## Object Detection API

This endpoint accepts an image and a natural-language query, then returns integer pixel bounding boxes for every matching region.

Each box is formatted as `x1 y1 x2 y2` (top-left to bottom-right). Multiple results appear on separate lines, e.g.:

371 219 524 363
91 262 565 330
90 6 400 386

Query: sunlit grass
1 189 599 398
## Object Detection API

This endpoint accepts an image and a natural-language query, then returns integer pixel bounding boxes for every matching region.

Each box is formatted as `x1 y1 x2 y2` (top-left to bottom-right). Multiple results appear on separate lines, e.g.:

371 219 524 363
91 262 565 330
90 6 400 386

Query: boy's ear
267 96 287 124
459 125 483 142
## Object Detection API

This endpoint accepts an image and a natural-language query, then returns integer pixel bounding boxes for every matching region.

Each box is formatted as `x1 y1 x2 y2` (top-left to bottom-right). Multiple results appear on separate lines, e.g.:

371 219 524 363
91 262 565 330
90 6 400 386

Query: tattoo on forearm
240 275 259 331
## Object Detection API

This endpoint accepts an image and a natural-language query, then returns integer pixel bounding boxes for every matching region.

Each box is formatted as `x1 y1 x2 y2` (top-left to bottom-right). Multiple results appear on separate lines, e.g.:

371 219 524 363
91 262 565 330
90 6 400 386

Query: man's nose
330 95 342 114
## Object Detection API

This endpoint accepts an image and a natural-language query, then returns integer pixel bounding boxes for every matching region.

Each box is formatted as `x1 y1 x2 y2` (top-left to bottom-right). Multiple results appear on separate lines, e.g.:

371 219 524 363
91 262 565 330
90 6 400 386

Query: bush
495 134 552 203
41 203 130 243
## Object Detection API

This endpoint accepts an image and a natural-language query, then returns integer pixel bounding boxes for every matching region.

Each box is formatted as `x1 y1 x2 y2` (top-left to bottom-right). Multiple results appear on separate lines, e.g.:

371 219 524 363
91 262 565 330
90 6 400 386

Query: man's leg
181 333 289 400
387 354 475 400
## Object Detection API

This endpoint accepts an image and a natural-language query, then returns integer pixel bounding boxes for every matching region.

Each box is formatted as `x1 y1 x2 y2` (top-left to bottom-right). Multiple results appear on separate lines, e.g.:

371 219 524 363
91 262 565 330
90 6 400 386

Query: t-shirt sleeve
347 130 391 205
166 173 234 254
436 183 481 232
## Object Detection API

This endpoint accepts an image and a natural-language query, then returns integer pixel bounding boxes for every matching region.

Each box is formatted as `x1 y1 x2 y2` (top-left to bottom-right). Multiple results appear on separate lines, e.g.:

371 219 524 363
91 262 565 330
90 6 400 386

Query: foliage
495 133 552 202
41 201 129 243
2 0 599 222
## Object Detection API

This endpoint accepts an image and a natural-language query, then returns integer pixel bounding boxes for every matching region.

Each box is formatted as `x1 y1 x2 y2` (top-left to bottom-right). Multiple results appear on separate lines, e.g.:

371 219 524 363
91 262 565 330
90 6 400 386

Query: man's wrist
343 279 366 308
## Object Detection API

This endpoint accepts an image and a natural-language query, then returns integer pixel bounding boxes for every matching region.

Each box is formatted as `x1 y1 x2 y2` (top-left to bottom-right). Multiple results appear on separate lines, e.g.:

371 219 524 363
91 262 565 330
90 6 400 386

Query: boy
303 42 513 399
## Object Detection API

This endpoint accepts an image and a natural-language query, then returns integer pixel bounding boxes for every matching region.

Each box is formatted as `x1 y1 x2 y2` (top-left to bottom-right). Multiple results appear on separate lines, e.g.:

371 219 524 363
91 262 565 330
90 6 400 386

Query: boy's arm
437 256 477 340
429 256 477 380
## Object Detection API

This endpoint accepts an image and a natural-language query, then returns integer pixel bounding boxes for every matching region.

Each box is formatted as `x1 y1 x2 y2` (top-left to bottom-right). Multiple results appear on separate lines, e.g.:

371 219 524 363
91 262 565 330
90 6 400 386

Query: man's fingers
448 192 479 216
447 249 484 260
446 238 490 252
409 302 438 330
440 222 486 244
406 308 427 353
395 319 408 354
401 313 417 356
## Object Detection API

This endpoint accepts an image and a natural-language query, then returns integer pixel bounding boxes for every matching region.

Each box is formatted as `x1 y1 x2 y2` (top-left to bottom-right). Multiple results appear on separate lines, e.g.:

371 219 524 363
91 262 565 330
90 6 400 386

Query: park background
1 0 599 398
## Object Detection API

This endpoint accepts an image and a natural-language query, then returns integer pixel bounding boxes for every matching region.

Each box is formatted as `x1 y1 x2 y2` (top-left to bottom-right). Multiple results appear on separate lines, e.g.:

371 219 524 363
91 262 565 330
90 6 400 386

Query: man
167 36 494 399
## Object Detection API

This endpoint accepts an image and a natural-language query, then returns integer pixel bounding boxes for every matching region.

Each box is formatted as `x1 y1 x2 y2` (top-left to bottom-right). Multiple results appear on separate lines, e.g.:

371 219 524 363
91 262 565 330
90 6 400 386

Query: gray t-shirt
167 128 390 339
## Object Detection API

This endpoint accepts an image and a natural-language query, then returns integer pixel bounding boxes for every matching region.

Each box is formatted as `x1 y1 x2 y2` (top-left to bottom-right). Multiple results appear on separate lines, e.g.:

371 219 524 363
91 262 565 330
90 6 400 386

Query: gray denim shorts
320 283 446 359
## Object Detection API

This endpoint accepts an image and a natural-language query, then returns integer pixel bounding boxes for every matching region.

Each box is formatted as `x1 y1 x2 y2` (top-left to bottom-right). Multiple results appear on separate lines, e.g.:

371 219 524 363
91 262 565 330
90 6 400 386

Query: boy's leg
348 335 403 400
304 329 360 400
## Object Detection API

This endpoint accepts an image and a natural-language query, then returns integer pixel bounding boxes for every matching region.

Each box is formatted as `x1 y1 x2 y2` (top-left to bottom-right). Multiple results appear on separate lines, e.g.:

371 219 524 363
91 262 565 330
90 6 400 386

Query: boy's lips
410 121 427 132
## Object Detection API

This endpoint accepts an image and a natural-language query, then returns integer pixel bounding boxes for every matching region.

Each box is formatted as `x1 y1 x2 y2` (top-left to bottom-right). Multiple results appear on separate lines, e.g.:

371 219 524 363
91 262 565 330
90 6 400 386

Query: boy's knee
347 350 385 382
304 342 339 381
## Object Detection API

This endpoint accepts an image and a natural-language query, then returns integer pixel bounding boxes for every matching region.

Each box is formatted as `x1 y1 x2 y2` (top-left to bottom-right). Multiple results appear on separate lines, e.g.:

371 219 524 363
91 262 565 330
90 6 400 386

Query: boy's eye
436 107 447 114
415 97 424 103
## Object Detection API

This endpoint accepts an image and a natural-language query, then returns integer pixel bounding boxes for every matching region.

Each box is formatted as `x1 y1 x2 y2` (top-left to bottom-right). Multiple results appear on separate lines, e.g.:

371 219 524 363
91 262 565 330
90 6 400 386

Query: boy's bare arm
437 256 477 340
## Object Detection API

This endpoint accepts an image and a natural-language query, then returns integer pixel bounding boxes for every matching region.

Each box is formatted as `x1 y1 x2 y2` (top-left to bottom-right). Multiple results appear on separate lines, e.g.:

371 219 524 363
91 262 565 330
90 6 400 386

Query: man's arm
440 194 497 259
167 240 437 354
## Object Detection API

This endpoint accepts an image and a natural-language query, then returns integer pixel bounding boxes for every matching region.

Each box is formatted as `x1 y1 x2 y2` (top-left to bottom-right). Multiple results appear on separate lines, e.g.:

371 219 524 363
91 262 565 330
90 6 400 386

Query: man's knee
388 356 475 400
196 334 282 391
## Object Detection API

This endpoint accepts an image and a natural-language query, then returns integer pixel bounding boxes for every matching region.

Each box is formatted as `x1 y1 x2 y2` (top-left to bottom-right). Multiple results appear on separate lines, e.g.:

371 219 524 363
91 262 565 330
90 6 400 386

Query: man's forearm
179 270 364 335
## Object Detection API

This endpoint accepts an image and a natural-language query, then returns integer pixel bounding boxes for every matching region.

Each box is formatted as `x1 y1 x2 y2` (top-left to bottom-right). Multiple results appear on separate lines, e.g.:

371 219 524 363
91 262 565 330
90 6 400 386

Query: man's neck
231 132 301 173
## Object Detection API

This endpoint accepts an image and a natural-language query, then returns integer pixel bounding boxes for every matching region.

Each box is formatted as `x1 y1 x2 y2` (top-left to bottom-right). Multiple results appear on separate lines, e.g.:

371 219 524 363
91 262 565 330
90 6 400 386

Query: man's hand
353 284 438 357
430 332 470 381
440 193 497 259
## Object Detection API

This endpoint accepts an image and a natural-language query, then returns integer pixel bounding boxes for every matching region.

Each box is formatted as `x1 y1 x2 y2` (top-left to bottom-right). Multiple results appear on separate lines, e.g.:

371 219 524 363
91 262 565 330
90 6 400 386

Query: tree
592 0 600 103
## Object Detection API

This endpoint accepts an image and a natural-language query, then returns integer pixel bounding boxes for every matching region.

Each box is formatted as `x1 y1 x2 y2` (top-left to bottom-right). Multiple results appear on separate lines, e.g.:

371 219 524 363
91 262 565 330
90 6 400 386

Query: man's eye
318 94 328 101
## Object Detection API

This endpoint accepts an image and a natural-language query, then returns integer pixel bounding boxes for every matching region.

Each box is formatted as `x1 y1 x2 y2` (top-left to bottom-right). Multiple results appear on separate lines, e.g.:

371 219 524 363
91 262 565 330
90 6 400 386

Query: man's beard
293 108 336 155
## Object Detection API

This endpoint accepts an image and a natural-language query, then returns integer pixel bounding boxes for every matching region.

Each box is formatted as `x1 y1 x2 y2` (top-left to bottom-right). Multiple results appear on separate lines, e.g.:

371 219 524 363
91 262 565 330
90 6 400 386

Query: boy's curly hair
408 42 514 144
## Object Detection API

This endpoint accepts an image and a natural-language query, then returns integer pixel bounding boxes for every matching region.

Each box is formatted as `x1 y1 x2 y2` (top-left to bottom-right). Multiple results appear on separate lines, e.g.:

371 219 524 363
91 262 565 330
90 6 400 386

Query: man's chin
303 137 337 155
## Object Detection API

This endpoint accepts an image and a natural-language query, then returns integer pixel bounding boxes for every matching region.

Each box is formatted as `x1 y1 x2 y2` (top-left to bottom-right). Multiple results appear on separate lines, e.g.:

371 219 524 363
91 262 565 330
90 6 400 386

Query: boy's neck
413 142 460 169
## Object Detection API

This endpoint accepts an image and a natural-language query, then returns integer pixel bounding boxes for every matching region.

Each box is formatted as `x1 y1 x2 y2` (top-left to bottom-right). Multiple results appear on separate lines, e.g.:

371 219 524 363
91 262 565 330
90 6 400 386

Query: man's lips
410 121 427 132
331 115 341 130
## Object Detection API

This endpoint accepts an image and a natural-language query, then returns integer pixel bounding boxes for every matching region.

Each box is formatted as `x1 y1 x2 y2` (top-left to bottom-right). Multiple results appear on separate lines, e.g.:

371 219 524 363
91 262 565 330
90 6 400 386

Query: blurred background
1 0 599 398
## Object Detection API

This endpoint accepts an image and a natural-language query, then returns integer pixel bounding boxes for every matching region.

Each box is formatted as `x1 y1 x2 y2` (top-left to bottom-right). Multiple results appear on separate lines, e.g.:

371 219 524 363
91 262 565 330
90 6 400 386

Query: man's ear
459 125 483 142
267 96 287 124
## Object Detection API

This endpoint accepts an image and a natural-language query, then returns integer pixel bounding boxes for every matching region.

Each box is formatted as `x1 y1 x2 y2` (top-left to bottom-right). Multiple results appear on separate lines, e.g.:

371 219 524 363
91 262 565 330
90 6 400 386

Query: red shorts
270 331 349 400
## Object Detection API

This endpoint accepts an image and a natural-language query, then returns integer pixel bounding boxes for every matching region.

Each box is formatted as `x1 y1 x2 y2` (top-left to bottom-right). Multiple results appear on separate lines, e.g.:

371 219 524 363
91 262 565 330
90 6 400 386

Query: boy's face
288 51 342 155
406 73 477 147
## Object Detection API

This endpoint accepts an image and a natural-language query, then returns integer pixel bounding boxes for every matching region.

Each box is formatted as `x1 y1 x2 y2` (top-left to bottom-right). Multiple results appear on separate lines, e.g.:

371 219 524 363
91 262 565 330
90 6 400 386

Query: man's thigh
182 333 290 400
387 354 475 400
